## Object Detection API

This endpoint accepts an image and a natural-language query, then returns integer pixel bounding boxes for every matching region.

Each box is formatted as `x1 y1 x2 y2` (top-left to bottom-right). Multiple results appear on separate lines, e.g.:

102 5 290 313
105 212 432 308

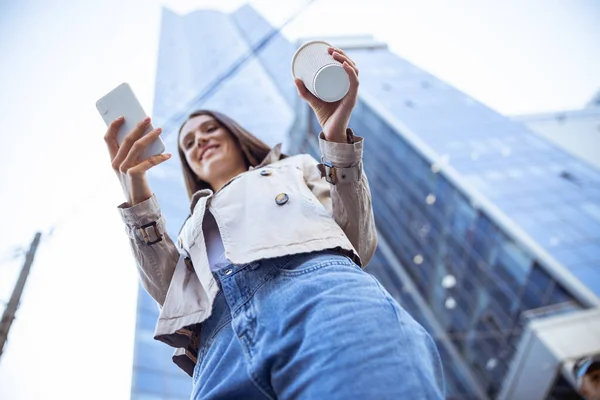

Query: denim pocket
192 343 209 385
192 318 231 384
275 250 356 276
191 290 231 384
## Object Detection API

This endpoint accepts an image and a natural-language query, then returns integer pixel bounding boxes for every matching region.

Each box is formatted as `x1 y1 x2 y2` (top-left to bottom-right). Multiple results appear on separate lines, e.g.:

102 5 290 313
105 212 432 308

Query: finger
121 127 164 168
127 153 172 178
294 78 322 109
104 116 124 160
112 117 151 171
328 47 355 66
332 51 359 76
343 61 359 98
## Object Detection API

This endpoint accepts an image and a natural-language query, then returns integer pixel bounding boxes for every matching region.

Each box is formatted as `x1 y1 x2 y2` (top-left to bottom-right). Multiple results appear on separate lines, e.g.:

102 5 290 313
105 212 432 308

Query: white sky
0 0 598 399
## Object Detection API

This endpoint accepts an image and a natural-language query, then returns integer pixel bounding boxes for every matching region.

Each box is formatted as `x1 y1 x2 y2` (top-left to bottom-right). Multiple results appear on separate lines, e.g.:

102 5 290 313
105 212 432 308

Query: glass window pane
525 263 552 297
166 375 193 397
131 394 164 400
133 369 166 394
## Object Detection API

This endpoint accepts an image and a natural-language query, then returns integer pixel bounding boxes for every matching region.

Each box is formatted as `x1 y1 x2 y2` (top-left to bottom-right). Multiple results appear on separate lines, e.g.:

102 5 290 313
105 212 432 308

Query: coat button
275 193 289 205
260 169 272 176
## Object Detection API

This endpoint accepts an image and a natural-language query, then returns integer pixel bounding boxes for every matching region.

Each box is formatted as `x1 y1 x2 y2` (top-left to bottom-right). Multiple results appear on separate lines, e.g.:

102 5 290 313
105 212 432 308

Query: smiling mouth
201 145 219 161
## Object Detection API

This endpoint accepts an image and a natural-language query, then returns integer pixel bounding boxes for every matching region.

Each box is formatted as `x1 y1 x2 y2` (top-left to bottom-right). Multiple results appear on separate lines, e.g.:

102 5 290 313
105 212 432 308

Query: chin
202 156 226 174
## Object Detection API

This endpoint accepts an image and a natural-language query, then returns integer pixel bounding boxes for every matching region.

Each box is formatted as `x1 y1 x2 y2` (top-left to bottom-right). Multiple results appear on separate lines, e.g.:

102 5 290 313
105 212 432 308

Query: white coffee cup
291 40 350 103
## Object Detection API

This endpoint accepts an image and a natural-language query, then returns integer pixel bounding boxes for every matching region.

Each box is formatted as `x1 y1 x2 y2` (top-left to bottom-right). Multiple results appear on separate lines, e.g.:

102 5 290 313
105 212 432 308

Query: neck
210 165 248 192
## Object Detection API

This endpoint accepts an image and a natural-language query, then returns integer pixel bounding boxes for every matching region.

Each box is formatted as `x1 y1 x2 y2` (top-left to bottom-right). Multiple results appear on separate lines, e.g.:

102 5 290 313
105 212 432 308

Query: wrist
323 127 355 144
132 193 152 206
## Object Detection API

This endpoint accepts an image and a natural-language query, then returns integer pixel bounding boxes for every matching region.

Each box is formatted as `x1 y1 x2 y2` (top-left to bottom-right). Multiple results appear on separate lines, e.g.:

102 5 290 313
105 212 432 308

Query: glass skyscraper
130 5 600 399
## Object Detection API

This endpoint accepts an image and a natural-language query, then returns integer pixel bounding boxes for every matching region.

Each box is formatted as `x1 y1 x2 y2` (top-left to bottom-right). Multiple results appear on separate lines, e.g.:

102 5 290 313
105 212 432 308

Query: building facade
130 5 600 399
512 98 600 170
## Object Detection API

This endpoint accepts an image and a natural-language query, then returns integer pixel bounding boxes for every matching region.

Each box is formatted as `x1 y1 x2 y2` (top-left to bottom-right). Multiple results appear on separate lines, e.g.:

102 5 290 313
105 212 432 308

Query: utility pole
0 232 42 360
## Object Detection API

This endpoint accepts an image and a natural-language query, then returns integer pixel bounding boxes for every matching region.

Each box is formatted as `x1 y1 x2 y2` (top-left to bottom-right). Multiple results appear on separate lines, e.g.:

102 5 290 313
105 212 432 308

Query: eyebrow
181 119 218 145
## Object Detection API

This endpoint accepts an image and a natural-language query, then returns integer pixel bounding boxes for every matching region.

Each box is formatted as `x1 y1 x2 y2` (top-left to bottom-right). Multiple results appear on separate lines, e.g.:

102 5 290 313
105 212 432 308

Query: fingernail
144 117 150 123
116 116 124 121
165 153 171 158
156 127 162 133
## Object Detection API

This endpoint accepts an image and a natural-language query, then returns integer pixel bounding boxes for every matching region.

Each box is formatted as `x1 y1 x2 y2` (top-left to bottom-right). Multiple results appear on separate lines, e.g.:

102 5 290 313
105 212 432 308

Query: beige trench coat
118 130 378 376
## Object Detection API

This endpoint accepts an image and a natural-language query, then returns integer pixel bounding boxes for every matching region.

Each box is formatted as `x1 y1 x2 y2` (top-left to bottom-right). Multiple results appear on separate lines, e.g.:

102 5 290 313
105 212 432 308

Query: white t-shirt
202 210 230 271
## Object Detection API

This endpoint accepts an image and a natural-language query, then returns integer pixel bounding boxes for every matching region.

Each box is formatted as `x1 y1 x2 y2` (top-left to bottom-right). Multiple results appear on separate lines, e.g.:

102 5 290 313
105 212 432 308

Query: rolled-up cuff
318 129 364 168
117 193 165 243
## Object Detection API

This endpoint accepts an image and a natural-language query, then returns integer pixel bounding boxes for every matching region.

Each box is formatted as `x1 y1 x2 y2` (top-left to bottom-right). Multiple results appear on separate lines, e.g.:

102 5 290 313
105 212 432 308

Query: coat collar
189 143 282 213
249 142 282 171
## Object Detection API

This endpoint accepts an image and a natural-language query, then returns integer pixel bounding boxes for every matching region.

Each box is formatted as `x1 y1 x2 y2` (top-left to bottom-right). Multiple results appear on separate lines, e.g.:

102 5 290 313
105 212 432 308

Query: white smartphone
96 82 165 161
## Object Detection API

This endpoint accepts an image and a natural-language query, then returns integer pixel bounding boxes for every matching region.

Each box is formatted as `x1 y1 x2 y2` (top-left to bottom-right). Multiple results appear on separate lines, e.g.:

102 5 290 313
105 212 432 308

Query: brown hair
177 109 287 199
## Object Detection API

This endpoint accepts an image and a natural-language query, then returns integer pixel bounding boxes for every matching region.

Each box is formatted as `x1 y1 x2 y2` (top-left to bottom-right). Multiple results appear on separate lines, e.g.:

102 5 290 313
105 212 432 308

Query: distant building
130 5 600 399
587 90 600 108
512 93 600 170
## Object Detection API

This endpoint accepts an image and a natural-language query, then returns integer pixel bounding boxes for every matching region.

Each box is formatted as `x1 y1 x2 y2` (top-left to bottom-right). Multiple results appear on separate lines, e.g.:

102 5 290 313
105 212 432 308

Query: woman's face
179 114 246 188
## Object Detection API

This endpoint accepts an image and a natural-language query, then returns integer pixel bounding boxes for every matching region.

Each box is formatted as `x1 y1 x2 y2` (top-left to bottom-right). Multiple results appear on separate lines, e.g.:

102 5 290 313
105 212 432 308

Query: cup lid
313 64 350 102
291 40 332 79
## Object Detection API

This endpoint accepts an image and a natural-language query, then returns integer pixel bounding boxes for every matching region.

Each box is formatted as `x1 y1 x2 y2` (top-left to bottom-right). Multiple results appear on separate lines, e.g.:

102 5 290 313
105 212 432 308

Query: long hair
177 109 287 200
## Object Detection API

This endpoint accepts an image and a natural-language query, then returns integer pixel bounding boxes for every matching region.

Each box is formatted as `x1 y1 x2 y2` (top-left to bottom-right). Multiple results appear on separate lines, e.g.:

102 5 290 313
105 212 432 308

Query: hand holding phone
96 82 165 160
97 83 170 206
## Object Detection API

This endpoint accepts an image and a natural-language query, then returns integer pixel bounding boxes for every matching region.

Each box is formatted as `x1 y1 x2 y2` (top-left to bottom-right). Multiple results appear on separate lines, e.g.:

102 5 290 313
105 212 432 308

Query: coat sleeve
117 193 180 308
301 129 378 268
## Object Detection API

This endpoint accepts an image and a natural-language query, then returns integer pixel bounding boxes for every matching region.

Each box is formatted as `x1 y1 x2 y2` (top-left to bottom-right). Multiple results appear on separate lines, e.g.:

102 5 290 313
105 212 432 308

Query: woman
106 47 444 399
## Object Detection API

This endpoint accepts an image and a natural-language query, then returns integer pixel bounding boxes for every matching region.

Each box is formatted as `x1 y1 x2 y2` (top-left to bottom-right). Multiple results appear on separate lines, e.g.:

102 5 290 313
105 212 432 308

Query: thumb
294 78 321 109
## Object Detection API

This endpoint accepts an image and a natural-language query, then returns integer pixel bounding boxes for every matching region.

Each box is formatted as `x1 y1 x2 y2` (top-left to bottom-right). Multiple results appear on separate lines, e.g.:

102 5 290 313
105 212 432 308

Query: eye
207 125 217 133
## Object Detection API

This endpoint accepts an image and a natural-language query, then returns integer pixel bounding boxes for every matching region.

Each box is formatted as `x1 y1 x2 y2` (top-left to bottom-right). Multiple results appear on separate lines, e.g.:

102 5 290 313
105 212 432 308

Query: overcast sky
0 0 598 399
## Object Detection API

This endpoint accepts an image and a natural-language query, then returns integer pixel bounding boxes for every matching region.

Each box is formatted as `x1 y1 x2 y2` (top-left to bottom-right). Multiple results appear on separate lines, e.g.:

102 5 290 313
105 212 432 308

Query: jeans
190 249 445 399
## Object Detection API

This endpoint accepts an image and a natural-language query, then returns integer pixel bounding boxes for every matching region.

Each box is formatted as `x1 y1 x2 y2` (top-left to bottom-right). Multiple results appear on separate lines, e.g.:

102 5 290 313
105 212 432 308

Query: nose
194 131 208 148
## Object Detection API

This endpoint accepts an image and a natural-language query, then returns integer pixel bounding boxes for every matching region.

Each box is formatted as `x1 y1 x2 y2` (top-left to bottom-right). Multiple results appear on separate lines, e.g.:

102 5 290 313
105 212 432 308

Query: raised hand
294 46 359 143
104 116 171 206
